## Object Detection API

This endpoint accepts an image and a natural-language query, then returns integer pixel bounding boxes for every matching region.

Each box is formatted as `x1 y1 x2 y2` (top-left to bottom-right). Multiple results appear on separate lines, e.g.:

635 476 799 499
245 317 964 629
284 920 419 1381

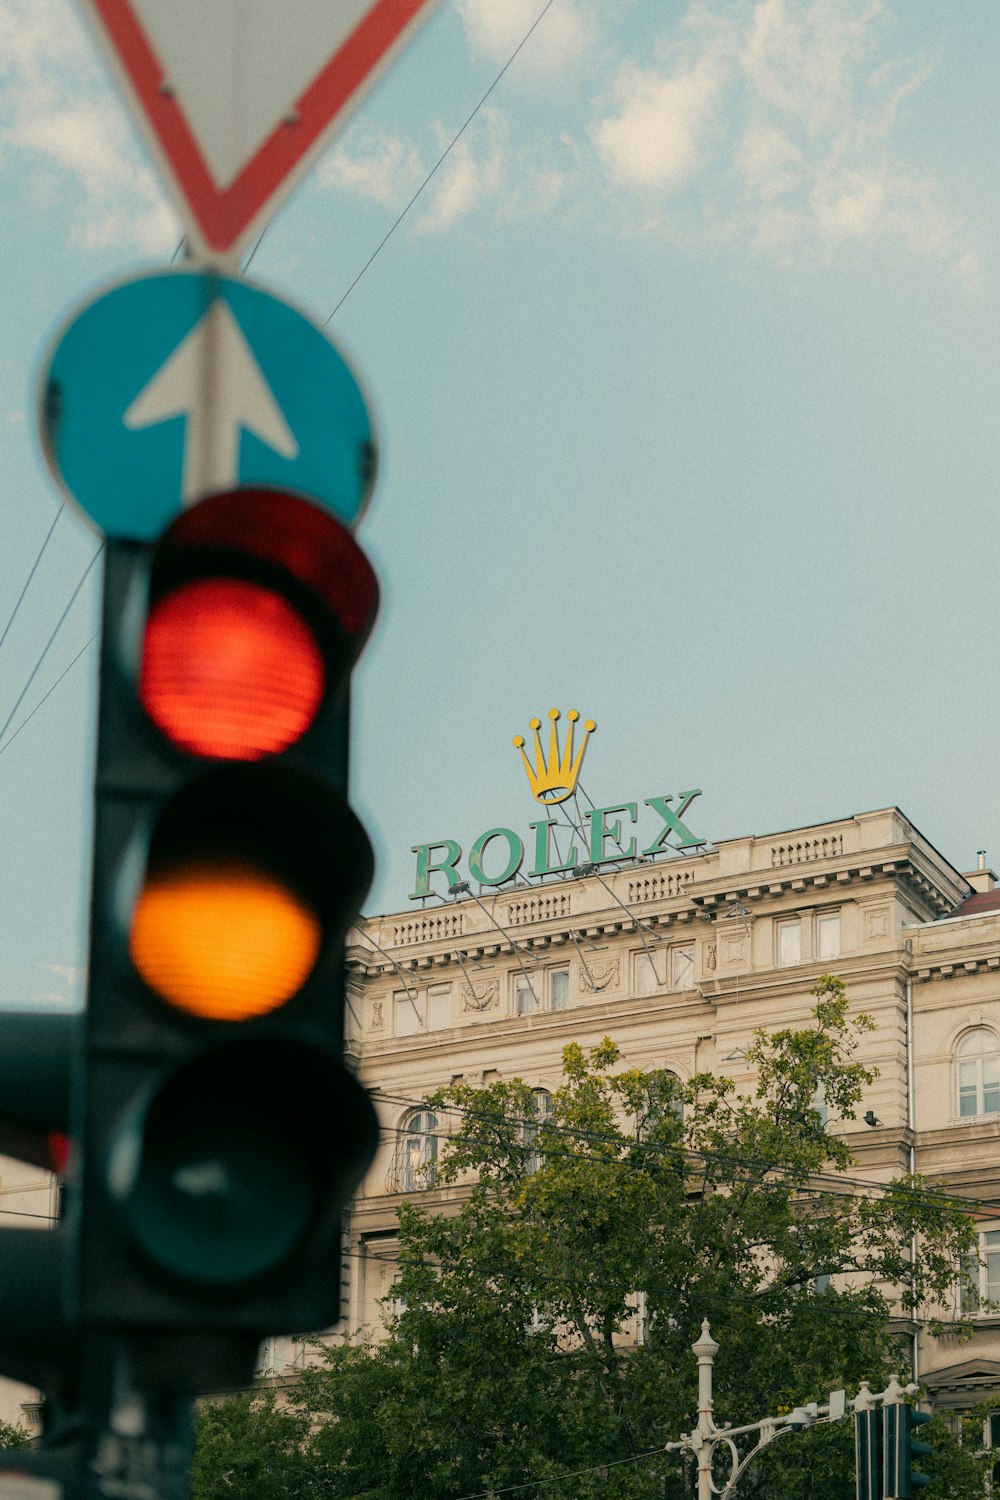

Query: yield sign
81 0 442 262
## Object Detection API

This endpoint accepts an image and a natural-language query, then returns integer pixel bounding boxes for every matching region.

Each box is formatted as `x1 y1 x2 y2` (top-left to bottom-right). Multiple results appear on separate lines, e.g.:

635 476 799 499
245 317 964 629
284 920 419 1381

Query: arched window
523 1089 553 1173
956 1029 1000 1119
636 1070 683 1140
400 1110 438 1191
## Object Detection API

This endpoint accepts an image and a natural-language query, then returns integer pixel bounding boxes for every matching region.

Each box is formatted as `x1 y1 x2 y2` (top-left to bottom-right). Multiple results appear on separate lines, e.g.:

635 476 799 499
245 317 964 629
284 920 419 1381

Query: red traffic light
140 577 325 759
139 488 378 762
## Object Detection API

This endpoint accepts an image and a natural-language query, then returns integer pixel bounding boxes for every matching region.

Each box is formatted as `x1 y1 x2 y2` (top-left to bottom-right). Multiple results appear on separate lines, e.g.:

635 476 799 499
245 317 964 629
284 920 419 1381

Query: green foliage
190 1388 314 1500
193 976 984 1500
0 1419 30 1451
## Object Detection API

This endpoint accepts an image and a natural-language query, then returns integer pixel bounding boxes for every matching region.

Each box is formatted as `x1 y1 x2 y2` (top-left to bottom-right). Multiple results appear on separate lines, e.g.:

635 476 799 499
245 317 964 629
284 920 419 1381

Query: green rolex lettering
587 804 637 864
468 827 525 887
643 792 703 853
528 819 578 877
409 839 464 899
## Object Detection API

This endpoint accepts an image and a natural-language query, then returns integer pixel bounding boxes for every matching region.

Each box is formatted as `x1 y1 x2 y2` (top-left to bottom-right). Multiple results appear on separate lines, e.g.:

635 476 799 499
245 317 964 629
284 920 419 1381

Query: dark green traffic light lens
108 1039 380 1293
111 1047 318 1289
127 1107 314 1287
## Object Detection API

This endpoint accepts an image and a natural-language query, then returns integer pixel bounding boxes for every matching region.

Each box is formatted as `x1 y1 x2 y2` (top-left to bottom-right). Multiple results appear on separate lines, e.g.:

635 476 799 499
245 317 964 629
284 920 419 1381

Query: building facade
0 1154 60 1430
342 805 1000 1424
6 803 1000 1439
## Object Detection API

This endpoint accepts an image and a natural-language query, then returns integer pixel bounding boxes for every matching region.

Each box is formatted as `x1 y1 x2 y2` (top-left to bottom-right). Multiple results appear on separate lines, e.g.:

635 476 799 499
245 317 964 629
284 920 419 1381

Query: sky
0 0 999 1010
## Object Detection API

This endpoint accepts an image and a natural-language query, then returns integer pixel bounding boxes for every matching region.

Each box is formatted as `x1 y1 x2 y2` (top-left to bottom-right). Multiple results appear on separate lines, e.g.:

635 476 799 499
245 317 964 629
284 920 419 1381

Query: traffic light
884 1402 932 1499
855 1405 882 1500
0 1010 84 1470
71 484 380 1374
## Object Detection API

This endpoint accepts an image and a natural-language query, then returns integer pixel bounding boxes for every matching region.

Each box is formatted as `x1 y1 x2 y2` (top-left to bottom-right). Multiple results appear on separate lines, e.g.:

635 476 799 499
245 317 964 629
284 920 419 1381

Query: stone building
0 1154 60 1431
341 805 1000 1435
6 803 1000 1448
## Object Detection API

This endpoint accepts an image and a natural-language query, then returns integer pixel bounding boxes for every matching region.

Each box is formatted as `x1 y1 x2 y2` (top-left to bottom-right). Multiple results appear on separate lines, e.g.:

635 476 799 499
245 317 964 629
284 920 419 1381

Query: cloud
587 0 973 279
417 107 508 232
0 0 176 254
455 0 595 76
591 51 727 193
317 130 426 210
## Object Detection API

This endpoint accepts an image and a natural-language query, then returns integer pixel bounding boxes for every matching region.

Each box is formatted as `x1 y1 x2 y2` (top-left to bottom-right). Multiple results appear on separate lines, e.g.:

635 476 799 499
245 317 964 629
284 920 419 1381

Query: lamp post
676 1320 849 1500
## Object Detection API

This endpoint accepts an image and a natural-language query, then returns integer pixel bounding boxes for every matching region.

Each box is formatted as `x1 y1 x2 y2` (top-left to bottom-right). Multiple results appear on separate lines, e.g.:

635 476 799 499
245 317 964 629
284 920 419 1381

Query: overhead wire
0 632 98 758
324 0 560 324
449 1445 669 1500
0 504 65 659
0 3 557 763
0 543 104 748
368 1082 994 1221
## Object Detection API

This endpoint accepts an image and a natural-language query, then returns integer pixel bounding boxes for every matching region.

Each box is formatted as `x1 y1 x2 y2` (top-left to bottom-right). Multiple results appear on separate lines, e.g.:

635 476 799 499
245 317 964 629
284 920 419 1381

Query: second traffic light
884 1402 932 1500
73 486 380 1346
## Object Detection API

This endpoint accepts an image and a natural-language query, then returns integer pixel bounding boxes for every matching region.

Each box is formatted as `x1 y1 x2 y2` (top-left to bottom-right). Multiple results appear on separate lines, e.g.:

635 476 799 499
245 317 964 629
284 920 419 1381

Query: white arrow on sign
124 299 299 503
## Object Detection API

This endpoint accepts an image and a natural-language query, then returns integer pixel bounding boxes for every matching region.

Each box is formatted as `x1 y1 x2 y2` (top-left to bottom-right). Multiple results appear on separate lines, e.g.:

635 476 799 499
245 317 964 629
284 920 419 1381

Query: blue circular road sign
39 269 376 540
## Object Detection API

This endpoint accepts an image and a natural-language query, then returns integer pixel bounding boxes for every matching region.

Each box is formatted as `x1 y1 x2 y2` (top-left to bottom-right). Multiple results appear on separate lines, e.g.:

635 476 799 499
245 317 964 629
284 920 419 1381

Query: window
523 1089 554 1173
985 1413 1000 1484
400 1111 438 1191
427 983 452 1030
776 918 801 966
393 989 422 1036
637 1069 683 1136
956 1029 1000 1119
961 1226 1000 1314
635 950 665 995
393 985 453 1034
514 969 569 1015
816 911 841 961
635 948 693 995
671 945 694 989
515 974 536 1014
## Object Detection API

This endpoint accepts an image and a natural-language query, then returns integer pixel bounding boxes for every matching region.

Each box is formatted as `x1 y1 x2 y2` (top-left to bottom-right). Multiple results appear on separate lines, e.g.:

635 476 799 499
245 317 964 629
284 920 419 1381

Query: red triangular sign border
85 0 440 259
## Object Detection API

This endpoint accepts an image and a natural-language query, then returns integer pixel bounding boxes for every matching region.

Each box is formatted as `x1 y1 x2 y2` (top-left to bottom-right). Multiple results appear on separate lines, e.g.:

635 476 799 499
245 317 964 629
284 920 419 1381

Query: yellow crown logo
512 709 596 805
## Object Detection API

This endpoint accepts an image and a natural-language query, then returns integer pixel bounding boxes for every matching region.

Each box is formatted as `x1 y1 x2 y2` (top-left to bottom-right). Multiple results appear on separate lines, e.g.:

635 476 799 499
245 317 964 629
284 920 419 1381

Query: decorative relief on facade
462 978 500 1012
864 907 890 941
370 999 385 1031
770 835 844 867
579 957 621 993
706 942 717 971
392 913 464 946
722 933 747 966
505 893 571 924
627 870 694 903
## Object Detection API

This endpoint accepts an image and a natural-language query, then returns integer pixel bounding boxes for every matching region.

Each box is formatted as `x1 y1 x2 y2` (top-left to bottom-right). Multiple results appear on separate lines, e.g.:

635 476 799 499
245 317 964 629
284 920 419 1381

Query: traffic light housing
855 1406 882 1500
72 485 380 1358
884 1403 932 1499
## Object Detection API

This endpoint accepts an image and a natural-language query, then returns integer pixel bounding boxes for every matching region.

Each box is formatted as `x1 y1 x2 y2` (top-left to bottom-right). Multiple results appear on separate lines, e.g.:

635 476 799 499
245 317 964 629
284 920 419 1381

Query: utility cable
0 632 97 758
325 0 559 323
0 504 64 658
0 543 104 747
242 223 270 274
369 1082 990 1219
450 1444 668 1500
353 927 423 1024
464 884 540 1010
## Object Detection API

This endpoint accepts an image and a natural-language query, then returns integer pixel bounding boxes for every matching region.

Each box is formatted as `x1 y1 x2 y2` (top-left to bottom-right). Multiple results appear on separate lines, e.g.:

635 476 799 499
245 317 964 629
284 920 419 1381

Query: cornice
699 954 913 1006
348 849 953 980
912 952 1000 984
688 846 953 919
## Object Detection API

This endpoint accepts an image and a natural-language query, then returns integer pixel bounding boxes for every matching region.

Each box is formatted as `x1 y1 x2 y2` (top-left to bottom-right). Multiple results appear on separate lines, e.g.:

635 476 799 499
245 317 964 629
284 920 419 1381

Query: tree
194 976 987 1499
0 1419 29 1450
190 1387 314 1500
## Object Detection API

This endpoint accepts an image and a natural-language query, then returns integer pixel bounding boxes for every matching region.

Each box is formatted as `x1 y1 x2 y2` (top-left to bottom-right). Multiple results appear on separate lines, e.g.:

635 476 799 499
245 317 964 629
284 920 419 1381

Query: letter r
409 840 464 899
